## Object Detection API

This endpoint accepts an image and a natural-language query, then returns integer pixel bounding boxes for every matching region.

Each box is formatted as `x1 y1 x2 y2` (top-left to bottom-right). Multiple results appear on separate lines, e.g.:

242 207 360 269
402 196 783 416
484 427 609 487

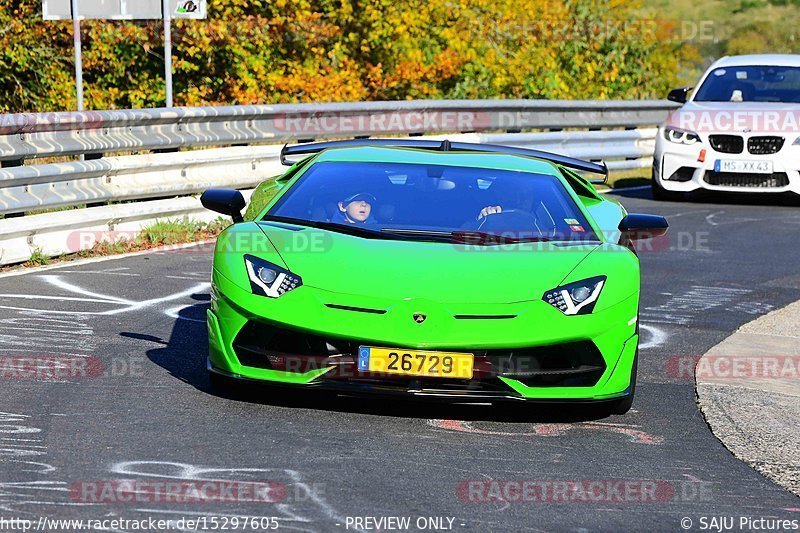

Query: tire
651 167 683 202
607 350 637 415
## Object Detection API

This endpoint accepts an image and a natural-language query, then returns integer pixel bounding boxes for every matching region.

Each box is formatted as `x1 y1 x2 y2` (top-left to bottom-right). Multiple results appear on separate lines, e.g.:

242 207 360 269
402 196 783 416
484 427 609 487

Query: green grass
11 216 232 270
604 168 652 190
138 218 205 246
27 248 50 266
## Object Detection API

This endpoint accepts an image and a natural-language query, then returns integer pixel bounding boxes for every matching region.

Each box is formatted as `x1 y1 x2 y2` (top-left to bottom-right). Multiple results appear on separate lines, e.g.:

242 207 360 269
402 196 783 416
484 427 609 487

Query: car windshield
264 161 598 243
694 66 800 103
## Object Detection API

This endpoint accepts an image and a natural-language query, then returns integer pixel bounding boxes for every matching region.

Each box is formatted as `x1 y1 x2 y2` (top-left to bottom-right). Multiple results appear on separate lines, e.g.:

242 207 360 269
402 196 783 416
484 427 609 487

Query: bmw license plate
714 160 773 174
358 346 474 379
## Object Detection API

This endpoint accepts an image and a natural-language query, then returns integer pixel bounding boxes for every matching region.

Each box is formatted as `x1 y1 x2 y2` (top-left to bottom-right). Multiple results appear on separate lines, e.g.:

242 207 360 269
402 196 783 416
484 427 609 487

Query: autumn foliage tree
1 0 696 113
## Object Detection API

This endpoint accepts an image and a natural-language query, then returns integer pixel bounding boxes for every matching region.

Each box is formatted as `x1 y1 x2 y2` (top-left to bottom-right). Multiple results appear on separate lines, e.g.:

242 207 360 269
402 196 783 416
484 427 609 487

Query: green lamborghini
200 139 668 414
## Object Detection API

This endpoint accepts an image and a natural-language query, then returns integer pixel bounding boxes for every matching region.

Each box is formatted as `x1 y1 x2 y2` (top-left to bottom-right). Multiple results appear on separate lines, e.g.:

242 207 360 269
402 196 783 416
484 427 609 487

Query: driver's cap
342 193 376 204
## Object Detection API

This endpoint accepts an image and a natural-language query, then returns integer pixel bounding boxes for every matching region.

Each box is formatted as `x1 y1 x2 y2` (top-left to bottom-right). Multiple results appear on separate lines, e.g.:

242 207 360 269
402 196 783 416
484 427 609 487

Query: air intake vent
325 304 386 315
709 135 744 154
704 172 789 188
748 136 784 155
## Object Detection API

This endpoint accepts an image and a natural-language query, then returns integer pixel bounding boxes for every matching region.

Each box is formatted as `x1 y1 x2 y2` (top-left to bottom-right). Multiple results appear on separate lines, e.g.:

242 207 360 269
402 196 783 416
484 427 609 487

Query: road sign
42 0 206 20
42 0 206 111
173 0 206 19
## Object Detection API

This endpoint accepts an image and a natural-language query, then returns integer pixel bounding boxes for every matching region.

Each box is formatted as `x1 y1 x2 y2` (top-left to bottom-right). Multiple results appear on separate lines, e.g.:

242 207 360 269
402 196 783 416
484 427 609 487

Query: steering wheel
477 209 540 232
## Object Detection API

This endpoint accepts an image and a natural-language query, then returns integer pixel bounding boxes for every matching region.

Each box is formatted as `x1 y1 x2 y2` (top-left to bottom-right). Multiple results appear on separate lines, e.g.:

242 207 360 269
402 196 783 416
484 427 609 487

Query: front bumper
654 133 800 194
207 269 639 402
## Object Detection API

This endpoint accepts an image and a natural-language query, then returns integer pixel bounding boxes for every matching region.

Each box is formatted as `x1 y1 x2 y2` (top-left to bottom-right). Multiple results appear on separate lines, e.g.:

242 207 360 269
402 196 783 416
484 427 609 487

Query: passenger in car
332 192 376 224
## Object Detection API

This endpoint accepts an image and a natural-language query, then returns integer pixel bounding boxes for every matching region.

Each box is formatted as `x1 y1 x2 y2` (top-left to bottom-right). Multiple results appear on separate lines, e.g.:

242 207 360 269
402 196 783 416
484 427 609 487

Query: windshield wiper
261 216 403 240
452 231 551 245
382 228 551 245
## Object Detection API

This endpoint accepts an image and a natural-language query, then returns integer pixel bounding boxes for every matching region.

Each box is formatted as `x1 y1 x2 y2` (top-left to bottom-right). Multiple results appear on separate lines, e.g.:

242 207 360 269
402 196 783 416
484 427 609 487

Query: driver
477 205 503 221
332 192 376 224
470 181 534 228
473 179 538 224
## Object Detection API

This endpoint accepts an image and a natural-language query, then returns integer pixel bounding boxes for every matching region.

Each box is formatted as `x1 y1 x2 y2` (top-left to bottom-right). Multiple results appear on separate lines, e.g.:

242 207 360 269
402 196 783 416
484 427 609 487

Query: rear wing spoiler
279 139 609 184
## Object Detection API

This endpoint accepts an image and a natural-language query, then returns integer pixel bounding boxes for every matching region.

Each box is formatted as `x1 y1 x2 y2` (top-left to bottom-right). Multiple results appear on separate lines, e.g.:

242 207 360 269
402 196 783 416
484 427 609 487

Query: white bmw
652 54 800 200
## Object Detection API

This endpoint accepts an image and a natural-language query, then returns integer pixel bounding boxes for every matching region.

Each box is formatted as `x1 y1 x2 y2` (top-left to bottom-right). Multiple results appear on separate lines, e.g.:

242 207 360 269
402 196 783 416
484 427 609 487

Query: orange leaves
1 0 693 112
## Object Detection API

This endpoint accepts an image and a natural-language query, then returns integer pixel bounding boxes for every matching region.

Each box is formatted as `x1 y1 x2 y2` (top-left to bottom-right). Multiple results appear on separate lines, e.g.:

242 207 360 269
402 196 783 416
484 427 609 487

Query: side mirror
201 189 245 223
667 87 692 104
618 214 669 242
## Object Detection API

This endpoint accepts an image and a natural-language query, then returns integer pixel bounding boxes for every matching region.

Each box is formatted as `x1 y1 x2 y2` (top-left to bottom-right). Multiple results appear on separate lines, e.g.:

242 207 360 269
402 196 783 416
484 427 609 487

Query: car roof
710 54 800 68
310 146 563 176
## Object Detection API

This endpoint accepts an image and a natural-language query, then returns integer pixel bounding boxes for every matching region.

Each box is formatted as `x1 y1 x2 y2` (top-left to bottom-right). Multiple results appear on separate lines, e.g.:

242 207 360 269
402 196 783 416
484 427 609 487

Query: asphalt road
1 189 799 532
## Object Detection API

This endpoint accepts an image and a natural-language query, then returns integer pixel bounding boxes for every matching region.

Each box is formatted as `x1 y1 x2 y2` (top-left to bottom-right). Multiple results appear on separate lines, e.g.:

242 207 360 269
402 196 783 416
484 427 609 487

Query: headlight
663 126 701 145
794 137 800 145
543 276 606 316
244 255 302 298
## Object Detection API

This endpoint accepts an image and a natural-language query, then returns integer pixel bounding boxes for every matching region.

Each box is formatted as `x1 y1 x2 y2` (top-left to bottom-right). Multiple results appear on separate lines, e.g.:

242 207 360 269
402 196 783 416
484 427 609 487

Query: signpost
42 0 207 110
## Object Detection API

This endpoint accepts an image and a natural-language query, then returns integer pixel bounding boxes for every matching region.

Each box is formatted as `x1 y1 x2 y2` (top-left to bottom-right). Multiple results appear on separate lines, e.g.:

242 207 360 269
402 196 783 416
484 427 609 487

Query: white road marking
98 283 210 316
41 275 134 305
639 324 667 350
0 276 209 318
0 306 98 316
0 294 122 304
705 210 726 226
57 270 141 277
111 461 361 533
642 286 751 325
164 304 207 323
0 240 214 280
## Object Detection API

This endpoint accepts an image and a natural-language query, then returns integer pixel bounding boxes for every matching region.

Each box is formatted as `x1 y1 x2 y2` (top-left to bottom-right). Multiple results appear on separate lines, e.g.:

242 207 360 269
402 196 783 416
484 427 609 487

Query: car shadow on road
132 293 612 424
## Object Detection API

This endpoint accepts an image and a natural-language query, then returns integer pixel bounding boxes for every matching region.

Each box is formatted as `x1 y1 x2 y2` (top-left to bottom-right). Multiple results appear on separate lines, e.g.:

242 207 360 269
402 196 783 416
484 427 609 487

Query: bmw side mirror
618 214 669 242
201 189 245 223
667 87 692 104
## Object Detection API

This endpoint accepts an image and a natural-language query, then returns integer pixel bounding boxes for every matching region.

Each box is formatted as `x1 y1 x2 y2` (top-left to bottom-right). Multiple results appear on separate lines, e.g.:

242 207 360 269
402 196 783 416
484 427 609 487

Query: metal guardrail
0 100 675 162
0 99 677 265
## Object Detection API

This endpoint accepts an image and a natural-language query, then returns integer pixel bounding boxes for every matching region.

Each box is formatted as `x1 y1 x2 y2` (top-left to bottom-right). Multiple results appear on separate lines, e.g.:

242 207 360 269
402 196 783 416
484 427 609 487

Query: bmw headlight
663 126 701 145
543 276 606 316
244 254 302 298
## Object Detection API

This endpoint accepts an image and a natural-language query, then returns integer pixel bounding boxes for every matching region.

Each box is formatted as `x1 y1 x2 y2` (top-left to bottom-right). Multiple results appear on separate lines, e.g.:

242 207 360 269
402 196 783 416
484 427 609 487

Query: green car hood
257 223 601 304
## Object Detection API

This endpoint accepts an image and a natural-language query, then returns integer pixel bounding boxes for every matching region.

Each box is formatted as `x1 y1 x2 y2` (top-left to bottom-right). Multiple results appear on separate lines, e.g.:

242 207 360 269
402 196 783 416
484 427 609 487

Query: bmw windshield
263 161 598 243
694 66 800 103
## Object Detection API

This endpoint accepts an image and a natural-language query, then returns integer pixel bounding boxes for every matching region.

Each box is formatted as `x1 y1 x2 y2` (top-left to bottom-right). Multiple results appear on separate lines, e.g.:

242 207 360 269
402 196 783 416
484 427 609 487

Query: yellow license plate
358 346 474 379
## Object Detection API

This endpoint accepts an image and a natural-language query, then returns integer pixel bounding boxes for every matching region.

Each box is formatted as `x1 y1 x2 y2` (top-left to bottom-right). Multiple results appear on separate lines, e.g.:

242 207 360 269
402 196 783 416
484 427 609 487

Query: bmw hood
258 223 602 304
